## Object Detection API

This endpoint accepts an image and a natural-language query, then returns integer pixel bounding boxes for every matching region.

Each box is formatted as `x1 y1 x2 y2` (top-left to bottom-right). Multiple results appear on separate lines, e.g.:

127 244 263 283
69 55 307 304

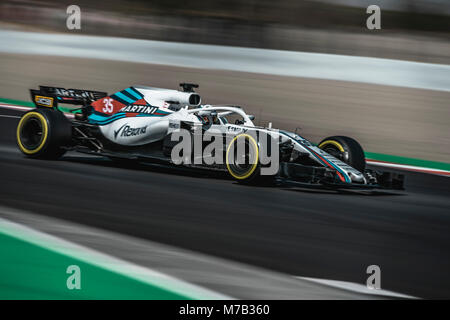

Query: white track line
0 206 418 299
296 276 418 299
367 159 450 177
0 206 377 299
0 103 74 118
0 216 232 300
0 104 32 111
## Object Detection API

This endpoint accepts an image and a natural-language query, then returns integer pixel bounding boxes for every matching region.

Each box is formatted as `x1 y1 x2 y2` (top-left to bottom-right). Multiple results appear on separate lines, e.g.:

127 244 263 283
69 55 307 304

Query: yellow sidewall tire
318 140 345 152
226 133 259 180
318 136 366 172
16 111 49 155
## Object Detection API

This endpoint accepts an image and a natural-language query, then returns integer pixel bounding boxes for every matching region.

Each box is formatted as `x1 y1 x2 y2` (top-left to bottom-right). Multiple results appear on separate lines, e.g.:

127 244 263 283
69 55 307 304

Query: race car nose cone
348 171 366 184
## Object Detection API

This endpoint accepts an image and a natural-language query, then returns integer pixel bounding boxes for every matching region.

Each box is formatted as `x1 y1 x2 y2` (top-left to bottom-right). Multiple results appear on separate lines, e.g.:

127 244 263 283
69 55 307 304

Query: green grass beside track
0 231 189 299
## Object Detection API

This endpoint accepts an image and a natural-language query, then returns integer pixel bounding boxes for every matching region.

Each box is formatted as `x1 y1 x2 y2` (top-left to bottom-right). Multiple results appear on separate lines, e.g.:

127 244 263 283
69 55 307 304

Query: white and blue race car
16 83 404 190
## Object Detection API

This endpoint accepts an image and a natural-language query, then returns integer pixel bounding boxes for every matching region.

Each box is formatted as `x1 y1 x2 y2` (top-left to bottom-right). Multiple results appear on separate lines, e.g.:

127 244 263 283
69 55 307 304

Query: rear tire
16 109 72 159
318 136 366 172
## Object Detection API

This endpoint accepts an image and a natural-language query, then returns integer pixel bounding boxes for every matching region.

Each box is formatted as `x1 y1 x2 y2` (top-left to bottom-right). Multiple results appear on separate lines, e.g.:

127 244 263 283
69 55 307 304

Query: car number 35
103 98 114 113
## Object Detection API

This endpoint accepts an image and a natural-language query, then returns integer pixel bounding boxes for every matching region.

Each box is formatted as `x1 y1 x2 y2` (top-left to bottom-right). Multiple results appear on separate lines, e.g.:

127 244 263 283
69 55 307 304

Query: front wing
278 162 405 190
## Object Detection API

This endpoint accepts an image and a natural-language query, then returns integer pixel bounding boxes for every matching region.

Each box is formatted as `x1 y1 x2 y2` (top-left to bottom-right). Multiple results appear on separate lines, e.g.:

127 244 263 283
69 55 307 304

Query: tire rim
226 134 259 179
323 145 342 159
319 140 348 162
17 112 48 155
20 117 44 150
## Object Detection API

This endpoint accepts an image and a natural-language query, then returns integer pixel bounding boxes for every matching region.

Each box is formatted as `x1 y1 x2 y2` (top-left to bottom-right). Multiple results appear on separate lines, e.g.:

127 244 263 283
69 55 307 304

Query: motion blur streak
1 54 448 163
0 30 449 92
0 0 449 300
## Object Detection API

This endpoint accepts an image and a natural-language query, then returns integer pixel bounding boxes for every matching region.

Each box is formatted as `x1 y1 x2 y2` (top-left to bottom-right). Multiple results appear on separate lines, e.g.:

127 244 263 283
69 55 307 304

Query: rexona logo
120 105 158 114
114 124 147 139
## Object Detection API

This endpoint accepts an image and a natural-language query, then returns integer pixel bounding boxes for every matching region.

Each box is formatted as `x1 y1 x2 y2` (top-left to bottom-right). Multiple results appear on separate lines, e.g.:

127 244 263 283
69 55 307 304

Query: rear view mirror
248 115 255 120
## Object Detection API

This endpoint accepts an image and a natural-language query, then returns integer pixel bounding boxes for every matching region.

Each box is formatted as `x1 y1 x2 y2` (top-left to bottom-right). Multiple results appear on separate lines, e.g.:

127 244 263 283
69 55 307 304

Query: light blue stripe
93 115 126 125
125 88 142 100
88 112 126 124
115 92 135 104
280 131 351 183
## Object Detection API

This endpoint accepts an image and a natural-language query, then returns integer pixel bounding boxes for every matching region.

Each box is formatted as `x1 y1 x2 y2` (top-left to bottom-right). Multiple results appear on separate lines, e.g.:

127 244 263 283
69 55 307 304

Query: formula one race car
16 83 404 190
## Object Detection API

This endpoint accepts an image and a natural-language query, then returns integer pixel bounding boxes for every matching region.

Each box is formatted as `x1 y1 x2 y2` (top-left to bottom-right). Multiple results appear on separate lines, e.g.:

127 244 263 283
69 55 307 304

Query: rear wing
30 86 108 109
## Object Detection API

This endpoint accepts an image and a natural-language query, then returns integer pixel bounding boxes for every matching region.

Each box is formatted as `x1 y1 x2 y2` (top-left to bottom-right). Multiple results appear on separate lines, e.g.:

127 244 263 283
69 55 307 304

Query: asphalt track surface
1 108 450 299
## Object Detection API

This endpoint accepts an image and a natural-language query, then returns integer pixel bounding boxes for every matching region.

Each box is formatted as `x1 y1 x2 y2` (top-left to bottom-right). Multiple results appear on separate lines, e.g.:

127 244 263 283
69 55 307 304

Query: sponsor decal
120 105 158 114
170 127 279 175
113 123 147 139
53 88 95 100
227 126 247 133
35 95 54 107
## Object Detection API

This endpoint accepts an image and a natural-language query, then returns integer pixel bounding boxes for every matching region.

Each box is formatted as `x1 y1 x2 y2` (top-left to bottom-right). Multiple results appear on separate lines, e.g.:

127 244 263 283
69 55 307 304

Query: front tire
225 133 275 185
16 109 72 159
226 133 259 182
318 136 366 172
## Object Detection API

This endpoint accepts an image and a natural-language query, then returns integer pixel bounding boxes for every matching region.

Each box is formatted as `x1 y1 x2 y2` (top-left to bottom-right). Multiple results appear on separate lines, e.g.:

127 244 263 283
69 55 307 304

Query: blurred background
1 0 449 62
1 1 450 300
0 0 449 161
